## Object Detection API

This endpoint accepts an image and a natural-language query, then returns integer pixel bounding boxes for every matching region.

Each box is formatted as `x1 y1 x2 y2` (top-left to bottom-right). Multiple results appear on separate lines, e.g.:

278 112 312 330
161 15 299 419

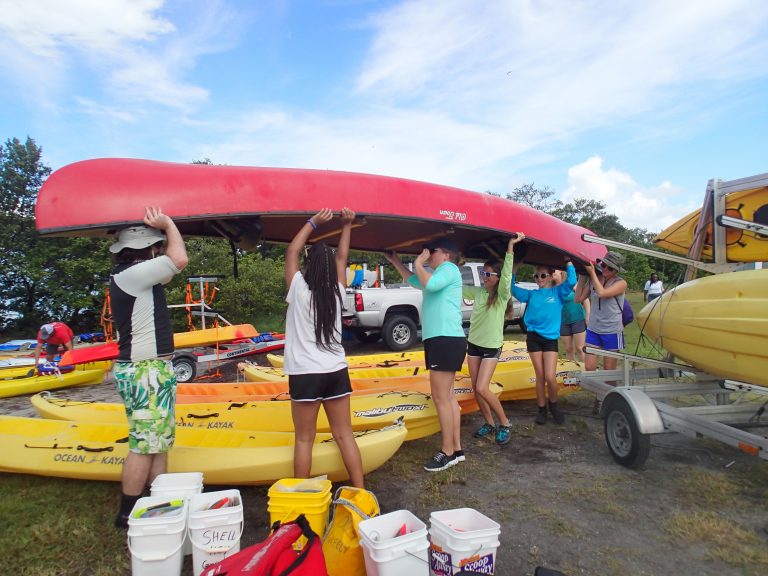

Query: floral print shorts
115 359 177 454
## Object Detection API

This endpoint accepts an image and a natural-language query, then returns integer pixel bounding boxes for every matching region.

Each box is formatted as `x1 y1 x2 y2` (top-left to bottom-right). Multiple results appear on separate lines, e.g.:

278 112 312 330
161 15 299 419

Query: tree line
0 137 682 338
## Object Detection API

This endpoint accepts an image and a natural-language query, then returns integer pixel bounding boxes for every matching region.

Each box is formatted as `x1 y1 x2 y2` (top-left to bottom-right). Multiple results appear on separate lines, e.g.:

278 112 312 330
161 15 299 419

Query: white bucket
428 508 501 576
150 472 204 556
127 496 188 576
359 510 429 576
188 489 244 576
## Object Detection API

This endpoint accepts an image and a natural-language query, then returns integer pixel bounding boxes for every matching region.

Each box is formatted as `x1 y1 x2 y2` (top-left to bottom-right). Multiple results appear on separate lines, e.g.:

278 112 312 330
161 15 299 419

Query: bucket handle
127 535 185 562
188 519 244 554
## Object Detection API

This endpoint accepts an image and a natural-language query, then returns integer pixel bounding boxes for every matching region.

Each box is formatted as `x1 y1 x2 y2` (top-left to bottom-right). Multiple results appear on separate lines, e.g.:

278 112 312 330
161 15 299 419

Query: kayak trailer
579 349 768 469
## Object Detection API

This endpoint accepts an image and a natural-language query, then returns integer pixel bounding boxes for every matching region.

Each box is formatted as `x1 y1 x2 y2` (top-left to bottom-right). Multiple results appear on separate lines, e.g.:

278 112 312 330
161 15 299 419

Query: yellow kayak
654 185 768 262
0 362 108 399
33 380 501 441
636 269 768 385
0 415 406 484
265 340 529 369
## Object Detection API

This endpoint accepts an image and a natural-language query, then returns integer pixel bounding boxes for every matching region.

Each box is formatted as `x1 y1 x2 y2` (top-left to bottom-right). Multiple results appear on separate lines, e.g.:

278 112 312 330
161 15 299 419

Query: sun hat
597 251 626 273
40 324 55 340
425 237 460 254
109 226 165 254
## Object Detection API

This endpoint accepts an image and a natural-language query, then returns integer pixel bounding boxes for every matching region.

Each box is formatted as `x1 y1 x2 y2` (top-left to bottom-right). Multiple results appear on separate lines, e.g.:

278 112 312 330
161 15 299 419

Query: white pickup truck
342 262 536 351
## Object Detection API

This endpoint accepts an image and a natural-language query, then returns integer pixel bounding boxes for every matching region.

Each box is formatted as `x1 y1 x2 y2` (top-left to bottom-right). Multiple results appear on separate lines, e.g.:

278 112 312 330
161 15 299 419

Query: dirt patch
2 347 767 576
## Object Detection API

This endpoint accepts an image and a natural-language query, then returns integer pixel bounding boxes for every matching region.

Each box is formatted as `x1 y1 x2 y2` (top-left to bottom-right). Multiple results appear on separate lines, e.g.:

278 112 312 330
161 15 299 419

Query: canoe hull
36 159 606 268
0 364 107 398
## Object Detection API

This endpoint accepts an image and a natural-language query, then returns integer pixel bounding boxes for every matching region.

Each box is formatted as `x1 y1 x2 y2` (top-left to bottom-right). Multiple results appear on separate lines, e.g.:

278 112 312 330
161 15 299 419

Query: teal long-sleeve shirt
407 261 464 340
512 263 576 340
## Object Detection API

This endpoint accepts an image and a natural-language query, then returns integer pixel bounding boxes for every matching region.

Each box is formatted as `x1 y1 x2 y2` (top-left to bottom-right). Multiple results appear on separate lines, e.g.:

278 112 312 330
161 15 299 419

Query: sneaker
454 449 465 462
549 402 565 424
474 423 496 438
592 399 602 416
495 425 512 445
423 451 458 472
535 407 547 425
114 513 129 530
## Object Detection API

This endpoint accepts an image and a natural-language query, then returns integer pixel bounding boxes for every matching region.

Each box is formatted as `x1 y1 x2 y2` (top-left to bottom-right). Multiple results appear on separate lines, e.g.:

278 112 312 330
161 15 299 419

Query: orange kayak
177 374 501 414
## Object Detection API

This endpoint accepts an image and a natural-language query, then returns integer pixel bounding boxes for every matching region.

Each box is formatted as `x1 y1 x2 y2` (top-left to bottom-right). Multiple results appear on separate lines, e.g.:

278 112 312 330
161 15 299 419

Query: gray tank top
588 277 625 334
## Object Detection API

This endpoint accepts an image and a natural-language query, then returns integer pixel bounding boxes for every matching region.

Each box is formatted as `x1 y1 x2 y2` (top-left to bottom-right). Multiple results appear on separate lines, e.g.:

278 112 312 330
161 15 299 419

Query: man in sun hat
33 322 75 365
110 206 189 529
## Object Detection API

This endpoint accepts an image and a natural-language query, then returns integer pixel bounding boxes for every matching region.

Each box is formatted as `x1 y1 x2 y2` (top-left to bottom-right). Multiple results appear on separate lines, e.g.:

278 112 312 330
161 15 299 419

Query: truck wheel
354 330 381 344
382 315 418 351
173 356 197 383
603 395 651 469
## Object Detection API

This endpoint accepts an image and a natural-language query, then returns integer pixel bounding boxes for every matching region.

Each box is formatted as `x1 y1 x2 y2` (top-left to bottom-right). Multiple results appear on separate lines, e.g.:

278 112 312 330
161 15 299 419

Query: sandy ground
1 344 766 576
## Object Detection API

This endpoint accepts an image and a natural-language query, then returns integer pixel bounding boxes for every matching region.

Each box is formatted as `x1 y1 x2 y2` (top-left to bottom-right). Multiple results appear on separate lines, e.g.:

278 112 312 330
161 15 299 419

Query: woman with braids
283 207 364 487
462 236 521 445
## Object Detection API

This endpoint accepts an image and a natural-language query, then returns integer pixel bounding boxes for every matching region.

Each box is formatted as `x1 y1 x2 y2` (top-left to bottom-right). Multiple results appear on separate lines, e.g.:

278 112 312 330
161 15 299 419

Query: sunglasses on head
534 273 551 279
480 271 498 278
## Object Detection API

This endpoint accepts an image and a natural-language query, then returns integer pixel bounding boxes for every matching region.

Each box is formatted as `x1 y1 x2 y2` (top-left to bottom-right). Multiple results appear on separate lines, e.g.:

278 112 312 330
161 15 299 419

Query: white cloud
561 156 698 232
0 0 239 112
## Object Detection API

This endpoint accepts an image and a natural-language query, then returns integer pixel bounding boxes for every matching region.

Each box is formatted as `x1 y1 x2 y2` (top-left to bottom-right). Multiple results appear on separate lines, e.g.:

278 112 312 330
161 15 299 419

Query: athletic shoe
454 449 466 462
423 451 458 472
114 513 129 529
474 423 496 438
495 425 512 445
549 401 565 424
535 407 547 425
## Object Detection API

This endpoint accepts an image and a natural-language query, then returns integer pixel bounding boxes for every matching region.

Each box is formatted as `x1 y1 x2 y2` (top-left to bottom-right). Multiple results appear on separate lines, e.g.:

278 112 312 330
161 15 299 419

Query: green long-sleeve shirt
461 252 514 348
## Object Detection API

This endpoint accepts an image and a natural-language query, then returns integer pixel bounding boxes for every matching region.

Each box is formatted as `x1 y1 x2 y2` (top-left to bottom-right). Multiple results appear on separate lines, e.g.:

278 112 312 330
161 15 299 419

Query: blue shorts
585 329 624 351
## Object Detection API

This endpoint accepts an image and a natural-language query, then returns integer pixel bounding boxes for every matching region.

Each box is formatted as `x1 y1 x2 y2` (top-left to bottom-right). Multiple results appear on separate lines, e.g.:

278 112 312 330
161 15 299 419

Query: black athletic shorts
288 367 352 402
466 341 502 360
560 319 587 337
526 331 559 353
424 336 467 372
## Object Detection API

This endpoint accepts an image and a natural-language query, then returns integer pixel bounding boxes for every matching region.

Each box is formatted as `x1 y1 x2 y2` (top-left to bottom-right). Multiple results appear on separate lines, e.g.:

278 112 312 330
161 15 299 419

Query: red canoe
35 159 605 267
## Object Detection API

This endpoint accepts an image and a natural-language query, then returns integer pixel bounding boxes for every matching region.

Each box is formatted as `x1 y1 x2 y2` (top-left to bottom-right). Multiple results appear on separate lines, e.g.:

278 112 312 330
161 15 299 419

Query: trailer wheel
173 356 197 383
382 315 418 351
603 395 650 469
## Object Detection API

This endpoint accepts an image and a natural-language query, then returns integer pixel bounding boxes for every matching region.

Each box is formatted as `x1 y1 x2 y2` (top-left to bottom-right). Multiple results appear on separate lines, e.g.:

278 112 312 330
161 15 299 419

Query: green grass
0 474 131 575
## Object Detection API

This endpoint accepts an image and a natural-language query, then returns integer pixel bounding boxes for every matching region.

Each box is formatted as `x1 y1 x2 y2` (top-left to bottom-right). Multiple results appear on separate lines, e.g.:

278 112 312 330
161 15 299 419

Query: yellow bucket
268 478 332 549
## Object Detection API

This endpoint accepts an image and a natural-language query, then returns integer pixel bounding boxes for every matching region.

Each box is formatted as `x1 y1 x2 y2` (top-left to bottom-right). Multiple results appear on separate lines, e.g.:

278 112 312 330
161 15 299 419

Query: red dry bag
200 514 327 576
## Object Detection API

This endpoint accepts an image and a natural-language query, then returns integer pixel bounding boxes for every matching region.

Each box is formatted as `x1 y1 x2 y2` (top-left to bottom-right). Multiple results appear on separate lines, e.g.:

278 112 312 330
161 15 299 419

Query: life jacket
200 514 326 576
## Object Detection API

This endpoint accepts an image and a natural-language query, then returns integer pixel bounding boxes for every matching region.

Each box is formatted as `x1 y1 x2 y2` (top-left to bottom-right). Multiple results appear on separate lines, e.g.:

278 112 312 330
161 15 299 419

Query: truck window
460 265 476 286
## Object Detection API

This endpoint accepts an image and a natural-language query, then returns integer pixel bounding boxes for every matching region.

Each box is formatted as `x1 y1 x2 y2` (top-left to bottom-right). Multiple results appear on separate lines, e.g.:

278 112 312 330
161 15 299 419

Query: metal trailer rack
579 171 768 468
578 349 767 468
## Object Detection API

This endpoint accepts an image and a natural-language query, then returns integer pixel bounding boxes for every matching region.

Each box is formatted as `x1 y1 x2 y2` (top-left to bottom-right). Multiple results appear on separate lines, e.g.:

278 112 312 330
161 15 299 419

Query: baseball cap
40 324 55 340
425 237 460 254
109 226 165 254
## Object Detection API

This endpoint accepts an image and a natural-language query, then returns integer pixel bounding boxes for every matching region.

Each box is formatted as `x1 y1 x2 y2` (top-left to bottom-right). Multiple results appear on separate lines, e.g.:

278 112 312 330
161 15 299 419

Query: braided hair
303 242 343 351
484 258 504 308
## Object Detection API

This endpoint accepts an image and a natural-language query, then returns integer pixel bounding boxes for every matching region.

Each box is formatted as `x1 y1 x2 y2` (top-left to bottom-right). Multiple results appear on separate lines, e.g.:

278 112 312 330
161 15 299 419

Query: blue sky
2 0 767 232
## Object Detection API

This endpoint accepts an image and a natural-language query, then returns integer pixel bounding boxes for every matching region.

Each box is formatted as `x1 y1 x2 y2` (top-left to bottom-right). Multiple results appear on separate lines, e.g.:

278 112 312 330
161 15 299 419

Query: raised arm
575 269 591 303
335 208 355 283
412 249 433 289
383 250 415 282
285 208 333 288
144 207 188 270
584 263 627 298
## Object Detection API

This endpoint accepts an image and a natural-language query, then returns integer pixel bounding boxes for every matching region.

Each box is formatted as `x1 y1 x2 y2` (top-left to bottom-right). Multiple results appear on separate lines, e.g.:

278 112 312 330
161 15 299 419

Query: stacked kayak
246 348 582 402
0 415 406 484
0 362 109 399
265 340 530 370
177 376 500 409
32 383 500 441
636 269 768 385
59 324 260 366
